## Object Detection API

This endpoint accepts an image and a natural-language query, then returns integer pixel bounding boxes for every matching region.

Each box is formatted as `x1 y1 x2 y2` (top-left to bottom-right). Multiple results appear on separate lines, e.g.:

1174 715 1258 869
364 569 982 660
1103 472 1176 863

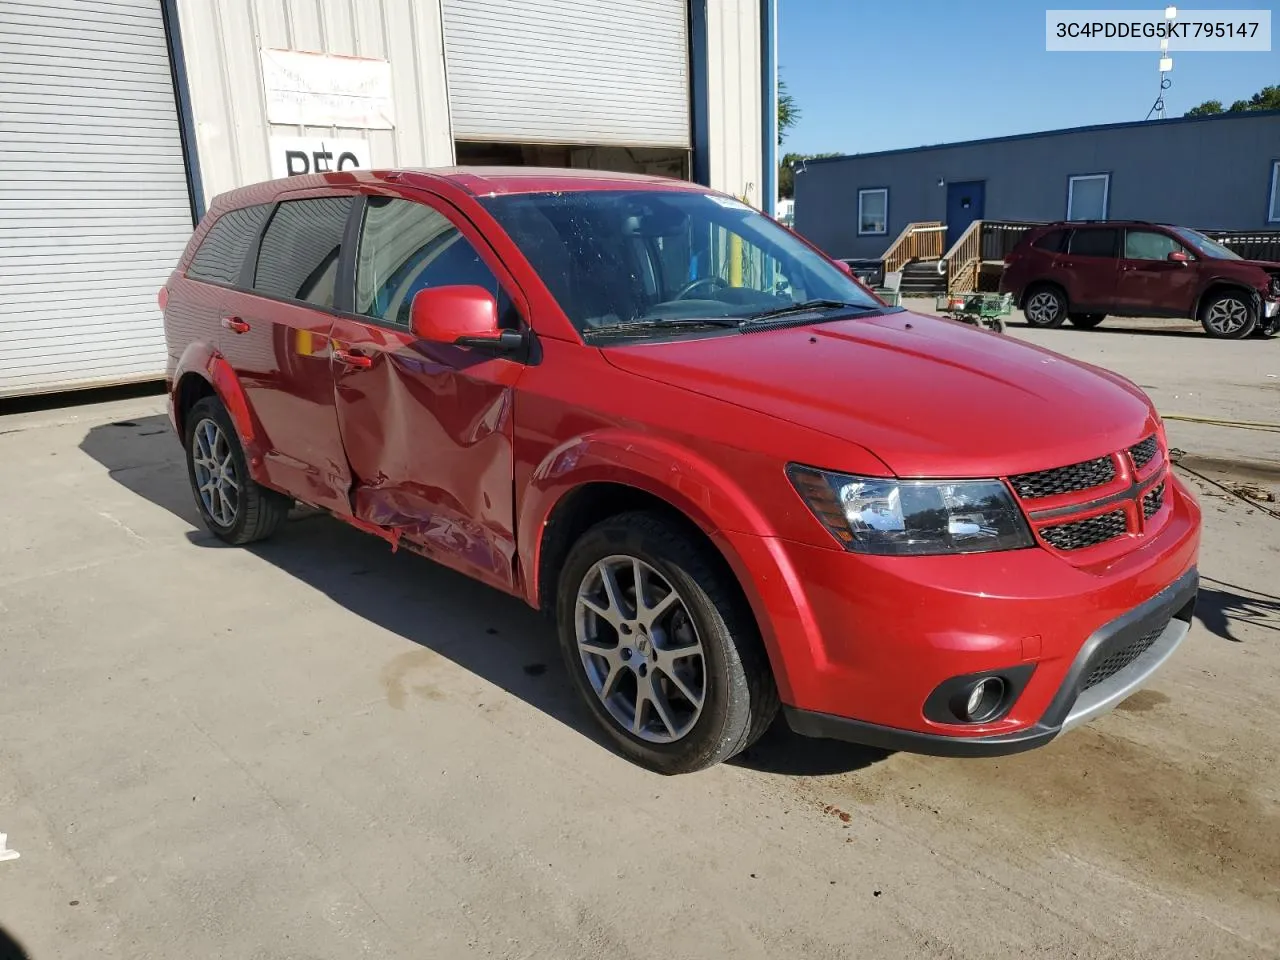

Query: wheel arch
170 342 268 483
1021 278 1068 309
519 435 800 697
1193 280 1260 320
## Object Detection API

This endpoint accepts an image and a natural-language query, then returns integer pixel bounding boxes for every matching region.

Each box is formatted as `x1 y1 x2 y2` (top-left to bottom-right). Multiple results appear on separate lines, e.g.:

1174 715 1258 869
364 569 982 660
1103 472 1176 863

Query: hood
602 311 1159 478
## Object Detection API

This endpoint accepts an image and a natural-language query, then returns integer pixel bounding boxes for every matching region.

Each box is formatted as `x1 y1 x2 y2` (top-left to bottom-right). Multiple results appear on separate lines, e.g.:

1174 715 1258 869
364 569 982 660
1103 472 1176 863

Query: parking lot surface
2 316 1278 959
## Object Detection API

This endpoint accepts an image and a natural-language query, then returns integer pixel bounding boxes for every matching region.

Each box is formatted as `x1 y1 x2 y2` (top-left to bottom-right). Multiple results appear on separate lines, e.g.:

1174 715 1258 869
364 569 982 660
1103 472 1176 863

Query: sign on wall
260 49 395 129
269 137 371 179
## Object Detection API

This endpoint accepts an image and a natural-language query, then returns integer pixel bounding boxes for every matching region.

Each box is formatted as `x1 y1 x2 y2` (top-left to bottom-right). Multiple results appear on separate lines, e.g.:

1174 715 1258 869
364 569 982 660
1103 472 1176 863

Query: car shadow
1194 577 1280 643
78 415 886 777
0 927 30 960
1005 319 1206 338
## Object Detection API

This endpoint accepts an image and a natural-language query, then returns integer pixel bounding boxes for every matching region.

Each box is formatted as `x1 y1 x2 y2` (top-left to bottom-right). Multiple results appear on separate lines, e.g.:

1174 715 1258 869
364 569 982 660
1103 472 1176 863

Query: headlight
787 465 1033 556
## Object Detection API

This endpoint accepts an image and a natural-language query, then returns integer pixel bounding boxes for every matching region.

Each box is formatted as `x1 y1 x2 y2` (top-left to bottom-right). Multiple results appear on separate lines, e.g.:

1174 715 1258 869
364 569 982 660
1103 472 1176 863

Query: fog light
964 677 1006 722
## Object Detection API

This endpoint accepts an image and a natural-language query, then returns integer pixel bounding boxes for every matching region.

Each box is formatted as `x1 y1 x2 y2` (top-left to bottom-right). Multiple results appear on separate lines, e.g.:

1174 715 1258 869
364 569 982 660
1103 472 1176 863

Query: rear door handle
221 316 250 334
333 348 373 369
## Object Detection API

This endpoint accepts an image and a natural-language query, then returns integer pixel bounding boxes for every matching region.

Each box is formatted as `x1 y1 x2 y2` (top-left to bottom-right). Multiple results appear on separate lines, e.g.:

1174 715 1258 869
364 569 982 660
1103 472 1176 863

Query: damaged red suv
1001 220 1280 338
163 169 1200 773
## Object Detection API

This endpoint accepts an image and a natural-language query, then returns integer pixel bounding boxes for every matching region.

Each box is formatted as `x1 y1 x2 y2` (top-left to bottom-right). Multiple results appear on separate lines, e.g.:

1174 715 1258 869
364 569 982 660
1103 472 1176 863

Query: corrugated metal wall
441 0 690 148
706 0 762 209
174 0 454 205
0 0 193 397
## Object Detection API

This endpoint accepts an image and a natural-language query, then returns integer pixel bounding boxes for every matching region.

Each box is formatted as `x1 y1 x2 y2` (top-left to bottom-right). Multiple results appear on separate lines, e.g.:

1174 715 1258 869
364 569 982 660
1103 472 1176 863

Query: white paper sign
270 136 371 179
261 49 395 129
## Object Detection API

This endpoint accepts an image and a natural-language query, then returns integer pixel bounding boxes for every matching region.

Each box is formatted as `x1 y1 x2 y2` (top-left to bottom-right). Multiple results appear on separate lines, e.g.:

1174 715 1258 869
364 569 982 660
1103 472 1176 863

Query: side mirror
1167 250 1190 263
833 259 854 276
409 285 523 352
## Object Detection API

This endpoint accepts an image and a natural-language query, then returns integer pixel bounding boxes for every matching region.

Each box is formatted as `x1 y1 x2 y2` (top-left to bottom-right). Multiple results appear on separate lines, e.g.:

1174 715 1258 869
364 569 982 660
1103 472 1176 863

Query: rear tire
184 396 291 545
1199 290 1257 339
1067 312 1106 329
556 511 778 774
1023 286 1068 328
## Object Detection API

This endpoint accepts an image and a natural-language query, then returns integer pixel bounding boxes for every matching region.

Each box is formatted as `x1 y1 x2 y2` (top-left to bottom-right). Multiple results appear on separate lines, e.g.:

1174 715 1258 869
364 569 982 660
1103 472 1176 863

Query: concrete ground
1 313 1277 960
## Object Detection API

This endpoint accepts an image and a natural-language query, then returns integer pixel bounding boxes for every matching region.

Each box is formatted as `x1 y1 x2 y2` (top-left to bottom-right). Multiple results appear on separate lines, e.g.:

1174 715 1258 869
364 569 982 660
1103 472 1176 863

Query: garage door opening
455 141 690 180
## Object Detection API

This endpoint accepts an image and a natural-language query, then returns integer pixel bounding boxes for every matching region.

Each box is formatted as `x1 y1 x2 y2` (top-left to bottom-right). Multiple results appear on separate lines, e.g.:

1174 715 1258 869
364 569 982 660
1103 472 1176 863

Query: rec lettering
285 149 362 175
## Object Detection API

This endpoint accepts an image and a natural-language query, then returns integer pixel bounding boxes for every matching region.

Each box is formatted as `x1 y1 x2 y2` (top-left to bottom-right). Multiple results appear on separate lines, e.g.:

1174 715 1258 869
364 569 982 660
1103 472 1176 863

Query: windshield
480 189 881 335
1171 227 1243 260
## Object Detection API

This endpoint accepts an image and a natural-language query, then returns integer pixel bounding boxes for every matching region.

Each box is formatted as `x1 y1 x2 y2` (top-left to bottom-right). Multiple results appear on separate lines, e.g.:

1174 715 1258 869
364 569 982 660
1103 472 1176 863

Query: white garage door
442 0 690 149
0 0 193 398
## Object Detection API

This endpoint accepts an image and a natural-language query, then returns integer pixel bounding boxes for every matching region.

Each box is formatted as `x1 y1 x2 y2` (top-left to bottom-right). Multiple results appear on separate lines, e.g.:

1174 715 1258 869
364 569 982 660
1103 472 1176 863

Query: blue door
945 181 986 250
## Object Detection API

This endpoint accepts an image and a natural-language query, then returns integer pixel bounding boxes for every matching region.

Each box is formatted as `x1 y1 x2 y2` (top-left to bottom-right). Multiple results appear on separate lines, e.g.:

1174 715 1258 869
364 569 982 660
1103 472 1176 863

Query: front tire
1023 286 1068 328
1067 312 1106 329
184 396 291 544
556 511 778 774
1199 291 1257 339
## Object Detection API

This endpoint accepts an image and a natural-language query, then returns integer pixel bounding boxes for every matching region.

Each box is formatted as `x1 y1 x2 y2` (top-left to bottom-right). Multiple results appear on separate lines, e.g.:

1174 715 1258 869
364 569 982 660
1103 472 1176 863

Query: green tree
1185 99 1223 117
1185 84 1279 117
778 78 799 145
778 151 841 199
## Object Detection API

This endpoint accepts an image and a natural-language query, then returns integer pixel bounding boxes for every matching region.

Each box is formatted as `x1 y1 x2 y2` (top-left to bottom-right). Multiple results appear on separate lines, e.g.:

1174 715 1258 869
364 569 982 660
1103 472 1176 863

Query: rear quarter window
186 203 273 286
252 197 353 308
1031 229 1068 253
1067 228 1119 258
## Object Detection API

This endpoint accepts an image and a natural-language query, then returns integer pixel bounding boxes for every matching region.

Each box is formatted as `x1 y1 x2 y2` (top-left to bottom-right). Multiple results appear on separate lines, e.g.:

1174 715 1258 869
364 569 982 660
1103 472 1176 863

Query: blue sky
778 0 1278 156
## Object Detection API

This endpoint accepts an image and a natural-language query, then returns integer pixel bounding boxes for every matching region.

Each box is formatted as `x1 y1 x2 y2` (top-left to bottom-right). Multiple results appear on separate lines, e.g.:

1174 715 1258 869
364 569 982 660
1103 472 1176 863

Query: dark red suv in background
1001 220 1280 339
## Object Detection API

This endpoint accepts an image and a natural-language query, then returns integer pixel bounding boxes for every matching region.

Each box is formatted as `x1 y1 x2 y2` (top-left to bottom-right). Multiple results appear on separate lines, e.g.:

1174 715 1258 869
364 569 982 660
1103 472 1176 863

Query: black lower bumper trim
783 706 1059 758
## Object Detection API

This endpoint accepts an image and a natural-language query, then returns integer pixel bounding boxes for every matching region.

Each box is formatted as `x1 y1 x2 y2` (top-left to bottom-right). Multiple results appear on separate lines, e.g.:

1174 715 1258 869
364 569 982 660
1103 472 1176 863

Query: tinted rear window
253 197 352 308
1067 228 1118 258
187 203 272 286
1031 229 1068 253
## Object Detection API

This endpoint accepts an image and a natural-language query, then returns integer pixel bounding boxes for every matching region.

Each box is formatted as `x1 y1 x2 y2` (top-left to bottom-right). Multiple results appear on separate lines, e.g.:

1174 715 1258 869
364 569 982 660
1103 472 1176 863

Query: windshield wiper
740 299 877 328
582 317 741 339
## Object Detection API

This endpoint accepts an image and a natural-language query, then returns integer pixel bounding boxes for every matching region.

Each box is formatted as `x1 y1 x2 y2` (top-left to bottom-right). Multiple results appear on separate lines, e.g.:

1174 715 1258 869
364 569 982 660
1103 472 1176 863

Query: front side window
253 197 352 308
1124 230 1185 261
1066 173 1109 220
1170 226 1242 260
1068 228 1118 258
480 189 881 335
858 188 888 235
188 203 273 286
355 197 510 327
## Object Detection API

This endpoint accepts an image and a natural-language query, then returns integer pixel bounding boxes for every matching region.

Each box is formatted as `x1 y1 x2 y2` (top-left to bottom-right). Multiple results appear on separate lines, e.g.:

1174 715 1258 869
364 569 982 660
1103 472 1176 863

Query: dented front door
328 192 523 593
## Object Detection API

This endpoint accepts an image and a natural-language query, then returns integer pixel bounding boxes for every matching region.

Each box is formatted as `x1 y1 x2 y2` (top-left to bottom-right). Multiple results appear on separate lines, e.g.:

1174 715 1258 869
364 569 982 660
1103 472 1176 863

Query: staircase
899 259 946 297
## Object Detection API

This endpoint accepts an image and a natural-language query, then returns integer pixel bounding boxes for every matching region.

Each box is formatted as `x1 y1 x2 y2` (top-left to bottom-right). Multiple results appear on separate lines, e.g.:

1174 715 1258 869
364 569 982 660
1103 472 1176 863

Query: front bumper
722 470 1200 754
1265 299 1279 319
783 567 1198 756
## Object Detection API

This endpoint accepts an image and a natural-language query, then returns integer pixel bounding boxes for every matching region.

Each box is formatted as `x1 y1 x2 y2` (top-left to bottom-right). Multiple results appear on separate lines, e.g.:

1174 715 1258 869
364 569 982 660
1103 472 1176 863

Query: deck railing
881 221 945 275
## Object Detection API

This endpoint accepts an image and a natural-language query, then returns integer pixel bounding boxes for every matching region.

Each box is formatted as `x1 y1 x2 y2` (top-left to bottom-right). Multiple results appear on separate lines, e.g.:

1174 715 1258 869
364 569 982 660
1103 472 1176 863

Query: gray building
795 110 1280 260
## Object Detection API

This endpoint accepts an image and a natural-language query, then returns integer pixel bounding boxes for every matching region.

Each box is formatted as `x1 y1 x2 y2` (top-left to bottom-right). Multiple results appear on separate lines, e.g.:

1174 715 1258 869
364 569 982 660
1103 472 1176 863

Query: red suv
1001 220 1280 339
163 169 1201 773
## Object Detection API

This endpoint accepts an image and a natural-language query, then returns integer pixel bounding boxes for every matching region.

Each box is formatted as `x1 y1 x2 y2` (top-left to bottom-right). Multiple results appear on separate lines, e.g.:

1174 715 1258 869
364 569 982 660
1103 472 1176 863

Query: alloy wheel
191 417 240 527
574 555 706 743
1025 291 1060 326
1205 297 1249 336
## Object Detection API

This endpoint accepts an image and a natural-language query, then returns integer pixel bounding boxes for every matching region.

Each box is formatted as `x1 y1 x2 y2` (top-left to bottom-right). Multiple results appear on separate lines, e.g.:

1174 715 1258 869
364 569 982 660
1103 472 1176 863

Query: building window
858 188 888 236
1269 161 1280 223
1066 174 1109 221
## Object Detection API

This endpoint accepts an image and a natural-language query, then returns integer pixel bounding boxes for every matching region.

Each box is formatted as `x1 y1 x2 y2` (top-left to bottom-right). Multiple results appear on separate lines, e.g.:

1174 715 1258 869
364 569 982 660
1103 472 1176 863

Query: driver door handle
221 316 250 334
333 348 373 369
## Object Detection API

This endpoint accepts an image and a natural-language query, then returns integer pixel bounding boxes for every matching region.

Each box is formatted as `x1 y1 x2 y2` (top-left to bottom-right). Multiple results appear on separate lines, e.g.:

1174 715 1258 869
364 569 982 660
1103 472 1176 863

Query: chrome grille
1040 510 1127 551
1129 436 1159 470
1142 482 1165 519
1009 456 1115 500
1082 620 1169 690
